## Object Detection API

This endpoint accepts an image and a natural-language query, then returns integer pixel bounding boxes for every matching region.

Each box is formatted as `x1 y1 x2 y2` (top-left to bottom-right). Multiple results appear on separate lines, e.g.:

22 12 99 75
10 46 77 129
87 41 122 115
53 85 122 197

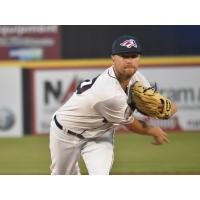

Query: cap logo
120 39 137 48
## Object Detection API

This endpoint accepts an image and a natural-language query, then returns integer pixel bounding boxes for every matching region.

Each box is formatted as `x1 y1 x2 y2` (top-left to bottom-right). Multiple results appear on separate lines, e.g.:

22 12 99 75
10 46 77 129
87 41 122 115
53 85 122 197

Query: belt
54 115 85 139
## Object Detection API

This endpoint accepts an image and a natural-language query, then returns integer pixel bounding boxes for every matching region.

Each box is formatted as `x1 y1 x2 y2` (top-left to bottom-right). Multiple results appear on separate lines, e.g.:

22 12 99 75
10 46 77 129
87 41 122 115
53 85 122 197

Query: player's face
112 54 140 80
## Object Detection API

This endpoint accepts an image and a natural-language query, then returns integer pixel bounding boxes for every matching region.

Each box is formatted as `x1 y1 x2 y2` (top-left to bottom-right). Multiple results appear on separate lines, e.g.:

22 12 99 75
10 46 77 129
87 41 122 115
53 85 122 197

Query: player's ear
111 55 115 63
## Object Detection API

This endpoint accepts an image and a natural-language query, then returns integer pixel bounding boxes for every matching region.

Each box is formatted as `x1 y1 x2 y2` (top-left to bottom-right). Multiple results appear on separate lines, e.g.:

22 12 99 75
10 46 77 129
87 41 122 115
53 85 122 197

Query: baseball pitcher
49 35 177 175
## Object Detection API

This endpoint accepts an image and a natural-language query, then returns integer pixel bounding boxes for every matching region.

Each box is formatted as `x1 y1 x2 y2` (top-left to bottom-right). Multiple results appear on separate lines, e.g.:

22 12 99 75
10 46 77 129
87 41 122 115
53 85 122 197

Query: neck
120 80 130 91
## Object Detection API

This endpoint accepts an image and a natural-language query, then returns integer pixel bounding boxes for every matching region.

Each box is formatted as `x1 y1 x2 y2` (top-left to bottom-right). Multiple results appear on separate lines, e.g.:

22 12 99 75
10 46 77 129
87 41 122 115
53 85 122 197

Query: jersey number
76 76 98 94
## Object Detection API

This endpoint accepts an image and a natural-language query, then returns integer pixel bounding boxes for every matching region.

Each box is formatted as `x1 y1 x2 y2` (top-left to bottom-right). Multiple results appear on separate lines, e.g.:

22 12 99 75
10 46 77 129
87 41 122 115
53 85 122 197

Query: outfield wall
0 67 23 137
0 56 200 136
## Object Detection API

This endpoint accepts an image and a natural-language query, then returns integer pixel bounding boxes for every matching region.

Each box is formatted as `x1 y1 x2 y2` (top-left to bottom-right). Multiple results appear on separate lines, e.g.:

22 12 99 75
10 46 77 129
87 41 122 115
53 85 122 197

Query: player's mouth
124 65 135 69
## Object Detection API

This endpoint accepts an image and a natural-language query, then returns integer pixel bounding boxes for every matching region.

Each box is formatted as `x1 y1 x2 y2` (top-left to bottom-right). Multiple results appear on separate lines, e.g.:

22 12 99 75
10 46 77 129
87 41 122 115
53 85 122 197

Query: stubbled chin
125 68 136 74
123 69 136 79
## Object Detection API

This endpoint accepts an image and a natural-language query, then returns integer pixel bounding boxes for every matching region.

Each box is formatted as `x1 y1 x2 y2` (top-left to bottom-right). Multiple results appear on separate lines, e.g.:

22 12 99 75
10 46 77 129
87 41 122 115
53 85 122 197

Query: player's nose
124 57 132 64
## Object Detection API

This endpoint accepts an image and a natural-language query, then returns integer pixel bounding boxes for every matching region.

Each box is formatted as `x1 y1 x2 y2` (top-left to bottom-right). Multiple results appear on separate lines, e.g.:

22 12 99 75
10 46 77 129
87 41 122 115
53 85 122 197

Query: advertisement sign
140 66 200 131
31 65 200 134
31 68 105 134
0 68 23 137
0 25 61 60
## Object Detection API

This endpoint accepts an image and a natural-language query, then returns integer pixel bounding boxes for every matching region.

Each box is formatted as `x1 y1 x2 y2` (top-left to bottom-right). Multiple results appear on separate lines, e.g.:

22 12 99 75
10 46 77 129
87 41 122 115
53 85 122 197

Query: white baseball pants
49 119 114 175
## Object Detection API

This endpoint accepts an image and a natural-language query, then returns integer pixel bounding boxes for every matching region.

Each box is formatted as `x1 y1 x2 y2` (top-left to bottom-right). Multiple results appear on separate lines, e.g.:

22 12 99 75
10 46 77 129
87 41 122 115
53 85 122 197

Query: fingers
147 127 169 145
164 136 169 143
162 132 169 143
152 134 169 145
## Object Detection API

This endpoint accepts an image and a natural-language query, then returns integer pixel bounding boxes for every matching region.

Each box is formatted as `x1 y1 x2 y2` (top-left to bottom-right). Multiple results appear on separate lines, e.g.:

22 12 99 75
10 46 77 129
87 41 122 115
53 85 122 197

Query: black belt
54 115 85 139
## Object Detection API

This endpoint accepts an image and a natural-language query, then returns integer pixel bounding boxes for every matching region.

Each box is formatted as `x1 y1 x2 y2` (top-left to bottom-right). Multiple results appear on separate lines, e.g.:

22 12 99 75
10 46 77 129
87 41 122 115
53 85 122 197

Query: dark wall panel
61 25 200 58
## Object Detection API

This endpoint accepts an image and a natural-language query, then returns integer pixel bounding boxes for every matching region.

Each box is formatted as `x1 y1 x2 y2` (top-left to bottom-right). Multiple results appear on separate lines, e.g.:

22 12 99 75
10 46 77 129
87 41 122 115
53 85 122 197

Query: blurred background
0 25 200 174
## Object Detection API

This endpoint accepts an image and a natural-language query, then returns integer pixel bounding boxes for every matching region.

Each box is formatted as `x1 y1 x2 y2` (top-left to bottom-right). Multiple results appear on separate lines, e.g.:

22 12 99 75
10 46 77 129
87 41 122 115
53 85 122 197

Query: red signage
0 25 61 60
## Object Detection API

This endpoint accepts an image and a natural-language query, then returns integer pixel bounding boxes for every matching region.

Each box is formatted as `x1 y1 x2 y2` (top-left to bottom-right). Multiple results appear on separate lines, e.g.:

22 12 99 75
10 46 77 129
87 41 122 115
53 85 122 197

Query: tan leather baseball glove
128 81 172 119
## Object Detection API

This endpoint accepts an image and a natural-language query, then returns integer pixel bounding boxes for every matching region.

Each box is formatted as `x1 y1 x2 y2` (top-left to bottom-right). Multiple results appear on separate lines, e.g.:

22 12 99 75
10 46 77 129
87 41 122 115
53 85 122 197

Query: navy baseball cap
111 35 142 55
